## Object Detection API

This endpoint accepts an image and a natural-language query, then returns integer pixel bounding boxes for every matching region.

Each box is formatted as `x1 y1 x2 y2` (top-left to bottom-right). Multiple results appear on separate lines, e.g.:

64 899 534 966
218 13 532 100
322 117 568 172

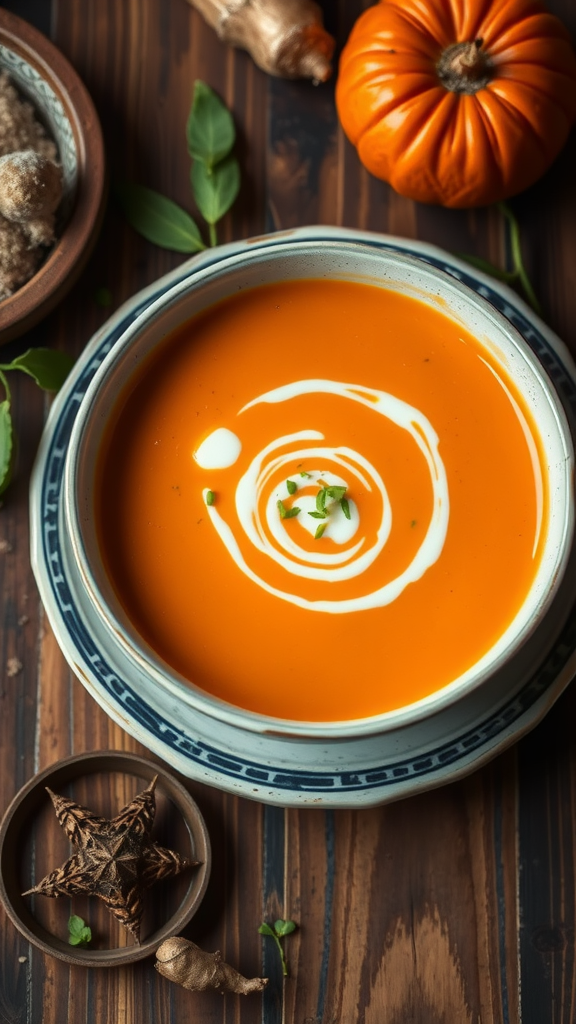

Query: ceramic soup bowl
38 233 576 806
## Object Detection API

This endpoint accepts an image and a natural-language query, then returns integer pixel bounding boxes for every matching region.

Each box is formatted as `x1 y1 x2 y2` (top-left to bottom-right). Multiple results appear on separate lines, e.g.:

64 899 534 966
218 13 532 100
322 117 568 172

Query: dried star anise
23 776 195 942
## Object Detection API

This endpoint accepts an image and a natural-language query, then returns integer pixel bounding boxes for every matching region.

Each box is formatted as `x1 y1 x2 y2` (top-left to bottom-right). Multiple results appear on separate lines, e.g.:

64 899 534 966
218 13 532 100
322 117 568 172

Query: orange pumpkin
335 0 576 208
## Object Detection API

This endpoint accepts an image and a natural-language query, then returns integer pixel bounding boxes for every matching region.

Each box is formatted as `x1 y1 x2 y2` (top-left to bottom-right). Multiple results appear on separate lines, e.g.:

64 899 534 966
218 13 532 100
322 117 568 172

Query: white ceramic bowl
31 228 576 806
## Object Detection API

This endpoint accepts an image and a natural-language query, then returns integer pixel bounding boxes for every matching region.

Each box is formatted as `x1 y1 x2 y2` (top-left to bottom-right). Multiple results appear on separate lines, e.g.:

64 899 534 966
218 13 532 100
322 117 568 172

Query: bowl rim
63 238 576 739
0 750 211 966
0 8 106 342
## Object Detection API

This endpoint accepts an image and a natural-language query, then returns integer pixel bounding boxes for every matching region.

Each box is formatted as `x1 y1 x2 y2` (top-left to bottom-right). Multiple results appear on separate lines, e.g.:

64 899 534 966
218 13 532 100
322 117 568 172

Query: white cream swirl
195 380 450 614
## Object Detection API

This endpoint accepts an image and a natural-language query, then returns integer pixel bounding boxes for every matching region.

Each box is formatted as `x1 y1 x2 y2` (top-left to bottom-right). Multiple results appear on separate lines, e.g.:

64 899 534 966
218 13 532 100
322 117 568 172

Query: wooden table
1 1 576 1020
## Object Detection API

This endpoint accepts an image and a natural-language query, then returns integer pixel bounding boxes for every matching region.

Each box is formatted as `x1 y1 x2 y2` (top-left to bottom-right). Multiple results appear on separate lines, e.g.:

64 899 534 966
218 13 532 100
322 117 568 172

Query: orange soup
96 279 547 721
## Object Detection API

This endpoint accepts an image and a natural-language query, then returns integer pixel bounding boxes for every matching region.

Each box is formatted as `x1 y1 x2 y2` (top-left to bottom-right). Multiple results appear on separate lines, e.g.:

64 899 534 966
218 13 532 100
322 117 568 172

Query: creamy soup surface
96 279 547 721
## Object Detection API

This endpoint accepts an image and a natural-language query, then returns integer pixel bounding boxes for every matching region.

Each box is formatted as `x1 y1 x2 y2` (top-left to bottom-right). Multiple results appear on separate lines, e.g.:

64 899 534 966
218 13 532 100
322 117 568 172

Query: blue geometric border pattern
40 234 576 793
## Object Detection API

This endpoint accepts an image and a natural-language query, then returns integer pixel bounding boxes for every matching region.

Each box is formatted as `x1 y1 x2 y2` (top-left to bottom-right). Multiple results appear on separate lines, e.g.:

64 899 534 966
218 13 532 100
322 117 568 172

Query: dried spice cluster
24 777 194 943
0 71 63 299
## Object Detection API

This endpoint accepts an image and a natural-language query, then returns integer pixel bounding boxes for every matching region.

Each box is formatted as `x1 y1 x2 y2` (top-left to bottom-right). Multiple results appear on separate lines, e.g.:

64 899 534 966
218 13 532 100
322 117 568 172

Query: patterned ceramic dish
0 9 106 342
30 227 576 807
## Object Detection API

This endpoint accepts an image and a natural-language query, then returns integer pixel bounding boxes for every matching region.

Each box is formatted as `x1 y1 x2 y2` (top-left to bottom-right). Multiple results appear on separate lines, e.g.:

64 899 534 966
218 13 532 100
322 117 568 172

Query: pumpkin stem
437 38 493 94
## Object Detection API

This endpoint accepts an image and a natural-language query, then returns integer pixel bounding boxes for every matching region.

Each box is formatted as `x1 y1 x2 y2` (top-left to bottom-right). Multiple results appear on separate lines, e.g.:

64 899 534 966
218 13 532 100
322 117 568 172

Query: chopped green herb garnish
340 497 351 520
326 485 347 502
206 490 215 506
308 510 327 520
299 471 311 478
316 488 327 514
315 523 327 539
286 479 297 495
277 500 300 519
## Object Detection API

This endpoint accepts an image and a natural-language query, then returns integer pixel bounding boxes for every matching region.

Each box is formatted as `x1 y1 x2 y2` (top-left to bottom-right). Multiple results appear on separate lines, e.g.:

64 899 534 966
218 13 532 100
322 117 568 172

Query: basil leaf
308 511 327 519
326 486 346 502
314 523 327 539
286 479 297 495
284 506 300 519
340 497 351 520
115 183 205 253
0 400 14 496
187 81 235 170
316 488 327 514
4 349 74 391
191 157 240 227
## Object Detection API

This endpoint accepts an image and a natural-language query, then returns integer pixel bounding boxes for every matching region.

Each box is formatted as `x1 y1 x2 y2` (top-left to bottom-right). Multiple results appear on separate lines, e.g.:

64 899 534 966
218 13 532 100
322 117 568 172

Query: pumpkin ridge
477 87 550 167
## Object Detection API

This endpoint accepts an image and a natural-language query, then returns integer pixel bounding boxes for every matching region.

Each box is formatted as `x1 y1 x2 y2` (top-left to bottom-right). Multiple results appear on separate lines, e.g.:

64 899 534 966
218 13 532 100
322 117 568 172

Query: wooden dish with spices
0 9 106 344
0 751 211 966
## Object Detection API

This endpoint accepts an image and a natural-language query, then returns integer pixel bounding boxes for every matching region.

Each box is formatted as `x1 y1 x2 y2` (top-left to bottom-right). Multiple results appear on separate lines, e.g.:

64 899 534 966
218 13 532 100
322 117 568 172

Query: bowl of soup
36 231 576 805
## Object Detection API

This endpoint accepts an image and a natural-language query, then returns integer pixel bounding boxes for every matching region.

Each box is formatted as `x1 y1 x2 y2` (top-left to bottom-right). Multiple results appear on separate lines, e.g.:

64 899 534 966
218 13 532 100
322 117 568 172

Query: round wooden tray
0 751 211 966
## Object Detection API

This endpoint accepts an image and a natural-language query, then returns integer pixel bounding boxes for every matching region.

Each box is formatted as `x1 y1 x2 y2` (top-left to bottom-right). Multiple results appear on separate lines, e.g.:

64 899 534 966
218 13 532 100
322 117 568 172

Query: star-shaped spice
23 776 195 943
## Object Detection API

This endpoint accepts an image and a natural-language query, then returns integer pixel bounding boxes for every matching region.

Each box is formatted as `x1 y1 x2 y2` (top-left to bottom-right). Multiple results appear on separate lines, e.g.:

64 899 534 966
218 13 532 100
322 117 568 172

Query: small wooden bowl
0 9 106 343
0 751 211 966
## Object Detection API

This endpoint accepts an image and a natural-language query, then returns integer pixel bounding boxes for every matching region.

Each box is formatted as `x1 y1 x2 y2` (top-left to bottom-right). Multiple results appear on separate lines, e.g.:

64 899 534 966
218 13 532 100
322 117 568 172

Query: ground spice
0 71 63 300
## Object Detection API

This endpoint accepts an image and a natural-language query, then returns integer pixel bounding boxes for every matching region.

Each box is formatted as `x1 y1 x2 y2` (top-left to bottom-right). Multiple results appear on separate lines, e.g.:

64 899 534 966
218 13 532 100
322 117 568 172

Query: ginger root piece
187 0 334 82
155 937 268 994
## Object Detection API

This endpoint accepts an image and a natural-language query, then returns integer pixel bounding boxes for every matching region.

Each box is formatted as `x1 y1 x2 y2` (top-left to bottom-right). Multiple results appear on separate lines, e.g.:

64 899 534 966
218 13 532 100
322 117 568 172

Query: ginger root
155 937 268 994
186 0 335 82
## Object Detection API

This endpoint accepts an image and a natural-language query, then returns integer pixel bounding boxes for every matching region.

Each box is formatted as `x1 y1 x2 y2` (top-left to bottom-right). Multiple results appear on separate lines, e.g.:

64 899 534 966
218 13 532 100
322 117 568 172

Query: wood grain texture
0 0 575 1021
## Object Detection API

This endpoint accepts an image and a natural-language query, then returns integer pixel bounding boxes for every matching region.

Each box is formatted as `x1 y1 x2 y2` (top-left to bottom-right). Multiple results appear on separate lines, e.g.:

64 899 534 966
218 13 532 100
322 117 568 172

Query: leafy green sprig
0 349 74 495
458 202 541 315
116 81 240 252
68 915 92 947
258 919 297 977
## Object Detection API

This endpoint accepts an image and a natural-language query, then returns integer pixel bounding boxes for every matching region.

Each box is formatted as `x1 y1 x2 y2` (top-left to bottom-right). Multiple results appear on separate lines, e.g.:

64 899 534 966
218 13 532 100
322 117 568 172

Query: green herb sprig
258 919 297 977
458 202 541 315
116 81 240 252
68 915 92 947
307 484 350 533
0 349 74 495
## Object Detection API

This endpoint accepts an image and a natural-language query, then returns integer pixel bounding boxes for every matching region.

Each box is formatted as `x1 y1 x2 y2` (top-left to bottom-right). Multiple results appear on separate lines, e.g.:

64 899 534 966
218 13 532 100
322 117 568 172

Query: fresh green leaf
206 490 215 506
277 500 300 519
68 915 91 947
0 400 14 496
326 485 346 503
191 156 240 227
308 510 327 520
68 915 85 937
316 488 327 514
115 182 205 253
258 923 275 937
299 471 311 478
286 479 297 495
187 81 236 170
275 919 297 936
315 523 327 539
340 497 351 520
2 349 74 391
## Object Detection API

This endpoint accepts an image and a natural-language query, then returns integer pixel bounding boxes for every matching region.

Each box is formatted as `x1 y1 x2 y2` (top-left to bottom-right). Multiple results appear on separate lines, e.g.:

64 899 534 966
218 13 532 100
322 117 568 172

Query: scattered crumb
18 614 29 626
6 657 22 677
18 956 27 963
0 538 13 553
